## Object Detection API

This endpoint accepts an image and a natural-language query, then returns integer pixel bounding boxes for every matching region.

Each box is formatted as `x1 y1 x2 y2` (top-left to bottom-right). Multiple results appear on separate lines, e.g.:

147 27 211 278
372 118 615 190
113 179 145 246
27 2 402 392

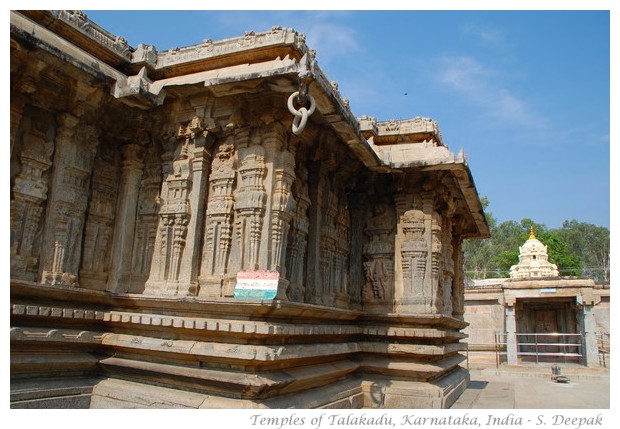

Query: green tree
462 198 599 280
536 230 582 276
556 220 610 282
462 197 496 279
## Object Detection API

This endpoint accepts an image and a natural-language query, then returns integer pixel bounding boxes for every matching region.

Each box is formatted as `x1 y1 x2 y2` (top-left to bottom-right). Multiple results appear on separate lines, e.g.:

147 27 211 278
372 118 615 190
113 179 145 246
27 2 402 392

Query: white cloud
435 55 542 125
437 56 492 93
304 23 360 60
461 23 508 47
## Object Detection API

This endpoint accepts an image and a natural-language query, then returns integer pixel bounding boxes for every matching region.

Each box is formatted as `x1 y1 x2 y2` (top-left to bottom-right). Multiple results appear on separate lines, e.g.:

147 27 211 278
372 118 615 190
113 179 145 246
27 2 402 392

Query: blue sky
84 9 611 230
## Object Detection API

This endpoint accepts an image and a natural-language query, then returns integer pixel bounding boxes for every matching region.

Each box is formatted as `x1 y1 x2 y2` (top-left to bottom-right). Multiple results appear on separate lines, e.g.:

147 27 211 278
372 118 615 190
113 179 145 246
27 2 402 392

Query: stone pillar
580 292 601 367
106 144 144 292
505 298 518 365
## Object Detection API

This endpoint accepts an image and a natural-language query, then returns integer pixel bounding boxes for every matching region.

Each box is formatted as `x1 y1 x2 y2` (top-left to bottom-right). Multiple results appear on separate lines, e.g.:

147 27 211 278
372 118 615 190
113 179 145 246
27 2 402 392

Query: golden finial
529 226 536 240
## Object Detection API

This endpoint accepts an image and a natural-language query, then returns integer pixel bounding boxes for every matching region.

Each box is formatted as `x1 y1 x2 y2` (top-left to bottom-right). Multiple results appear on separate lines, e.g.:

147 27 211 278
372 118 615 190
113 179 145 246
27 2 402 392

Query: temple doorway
515 297 582 363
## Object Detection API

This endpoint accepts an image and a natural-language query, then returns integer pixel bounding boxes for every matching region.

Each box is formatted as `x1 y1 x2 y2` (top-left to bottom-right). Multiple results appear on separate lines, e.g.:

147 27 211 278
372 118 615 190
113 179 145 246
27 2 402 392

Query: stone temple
10 10 490 408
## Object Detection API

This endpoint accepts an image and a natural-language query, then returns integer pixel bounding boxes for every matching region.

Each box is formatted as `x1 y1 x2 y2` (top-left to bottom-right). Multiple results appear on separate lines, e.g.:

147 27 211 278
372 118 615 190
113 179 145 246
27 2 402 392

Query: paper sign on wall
233 270 279 299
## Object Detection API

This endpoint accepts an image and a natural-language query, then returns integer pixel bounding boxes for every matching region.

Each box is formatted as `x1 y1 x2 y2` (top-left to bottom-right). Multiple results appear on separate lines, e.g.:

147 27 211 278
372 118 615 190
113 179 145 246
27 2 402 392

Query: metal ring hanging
287 91 316 135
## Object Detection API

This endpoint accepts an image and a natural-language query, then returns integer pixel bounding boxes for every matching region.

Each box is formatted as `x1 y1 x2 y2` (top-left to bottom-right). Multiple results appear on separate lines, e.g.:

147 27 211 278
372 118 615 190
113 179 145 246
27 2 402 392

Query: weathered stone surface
10 10 490 408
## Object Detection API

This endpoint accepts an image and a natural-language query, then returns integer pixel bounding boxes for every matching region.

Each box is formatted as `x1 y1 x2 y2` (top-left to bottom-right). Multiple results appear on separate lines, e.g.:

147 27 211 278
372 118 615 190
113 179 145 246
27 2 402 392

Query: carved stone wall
285 164 311 302
40 117 100 287
362 199 396 309
79 144 119 290
129 141 162 293
10 108 55 282
199 138 237 296
11 10 489 410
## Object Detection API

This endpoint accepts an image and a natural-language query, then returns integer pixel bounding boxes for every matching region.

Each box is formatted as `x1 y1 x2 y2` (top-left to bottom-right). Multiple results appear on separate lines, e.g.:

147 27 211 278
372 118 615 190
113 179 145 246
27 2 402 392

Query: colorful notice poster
233 270 279 299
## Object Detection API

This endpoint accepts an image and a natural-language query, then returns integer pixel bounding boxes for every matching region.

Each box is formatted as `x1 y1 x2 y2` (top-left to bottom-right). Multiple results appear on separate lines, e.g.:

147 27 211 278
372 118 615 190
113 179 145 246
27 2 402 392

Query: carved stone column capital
119 143 146 172
56 113 80 135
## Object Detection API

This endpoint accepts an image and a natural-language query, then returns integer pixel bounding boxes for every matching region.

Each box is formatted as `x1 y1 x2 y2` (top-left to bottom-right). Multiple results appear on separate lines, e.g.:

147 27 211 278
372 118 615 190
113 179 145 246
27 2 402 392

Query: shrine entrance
515 297 582 363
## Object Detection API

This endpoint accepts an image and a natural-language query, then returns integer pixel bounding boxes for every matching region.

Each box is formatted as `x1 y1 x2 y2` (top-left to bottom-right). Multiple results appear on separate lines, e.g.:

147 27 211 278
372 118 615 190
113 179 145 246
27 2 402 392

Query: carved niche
362 203 395 303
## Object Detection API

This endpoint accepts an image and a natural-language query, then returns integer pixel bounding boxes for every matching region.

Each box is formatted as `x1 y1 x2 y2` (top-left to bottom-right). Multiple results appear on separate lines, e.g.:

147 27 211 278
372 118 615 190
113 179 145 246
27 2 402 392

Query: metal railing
493 332 584 365
515 332 583 364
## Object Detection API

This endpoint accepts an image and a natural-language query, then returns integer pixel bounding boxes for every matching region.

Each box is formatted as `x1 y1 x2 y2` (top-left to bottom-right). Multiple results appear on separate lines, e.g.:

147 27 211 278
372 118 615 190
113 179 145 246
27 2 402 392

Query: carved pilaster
145 120 196 296
270 149 296 300
319 181 338 305
199 139 236 297
441 202 456 316
233 136 267 272
10 109 55 281
421 191 435 310
40 115 99 286
177 117 213 296
430 211 443 312
400 208 427 298
130 141 162 292
105 144 144 292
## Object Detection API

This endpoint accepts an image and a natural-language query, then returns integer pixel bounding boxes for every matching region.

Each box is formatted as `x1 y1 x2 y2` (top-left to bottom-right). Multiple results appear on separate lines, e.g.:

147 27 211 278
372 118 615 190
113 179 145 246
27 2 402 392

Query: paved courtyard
451 366 610 409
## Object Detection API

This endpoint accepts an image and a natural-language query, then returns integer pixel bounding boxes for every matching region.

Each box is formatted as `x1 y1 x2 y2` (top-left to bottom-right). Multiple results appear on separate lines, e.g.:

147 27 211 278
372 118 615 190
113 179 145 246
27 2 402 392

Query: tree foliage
462 199 609 282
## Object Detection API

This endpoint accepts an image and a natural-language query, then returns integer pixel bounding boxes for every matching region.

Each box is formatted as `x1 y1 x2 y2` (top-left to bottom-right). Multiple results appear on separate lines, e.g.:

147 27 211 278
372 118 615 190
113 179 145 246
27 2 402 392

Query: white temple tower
509 227 559 278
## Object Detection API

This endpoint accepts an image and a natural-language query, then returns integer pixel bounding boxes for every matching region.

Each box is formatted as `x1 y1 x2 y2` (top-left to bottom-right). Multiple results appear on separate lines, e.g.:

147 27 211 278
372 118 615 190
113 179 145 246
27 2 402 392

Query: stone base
11 280 471 409
90 376 365 409
12 370 468 409
362 367 470 409
197 276 223 297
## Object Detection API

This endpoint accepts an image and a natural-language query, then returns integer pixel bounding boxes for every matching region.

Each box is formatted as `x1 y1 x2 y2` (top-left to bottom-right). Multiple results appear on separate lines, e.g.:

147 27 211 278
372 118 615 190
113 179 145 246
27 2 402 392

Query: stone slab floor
451 369 610 409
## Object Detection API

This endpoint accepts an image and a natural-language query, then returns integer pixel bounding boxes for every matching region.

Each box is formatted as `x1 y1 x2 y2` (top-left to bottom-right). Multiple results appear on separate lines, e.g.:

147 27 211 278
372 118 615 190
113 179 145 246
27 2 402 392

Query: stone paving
451 367 610 409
